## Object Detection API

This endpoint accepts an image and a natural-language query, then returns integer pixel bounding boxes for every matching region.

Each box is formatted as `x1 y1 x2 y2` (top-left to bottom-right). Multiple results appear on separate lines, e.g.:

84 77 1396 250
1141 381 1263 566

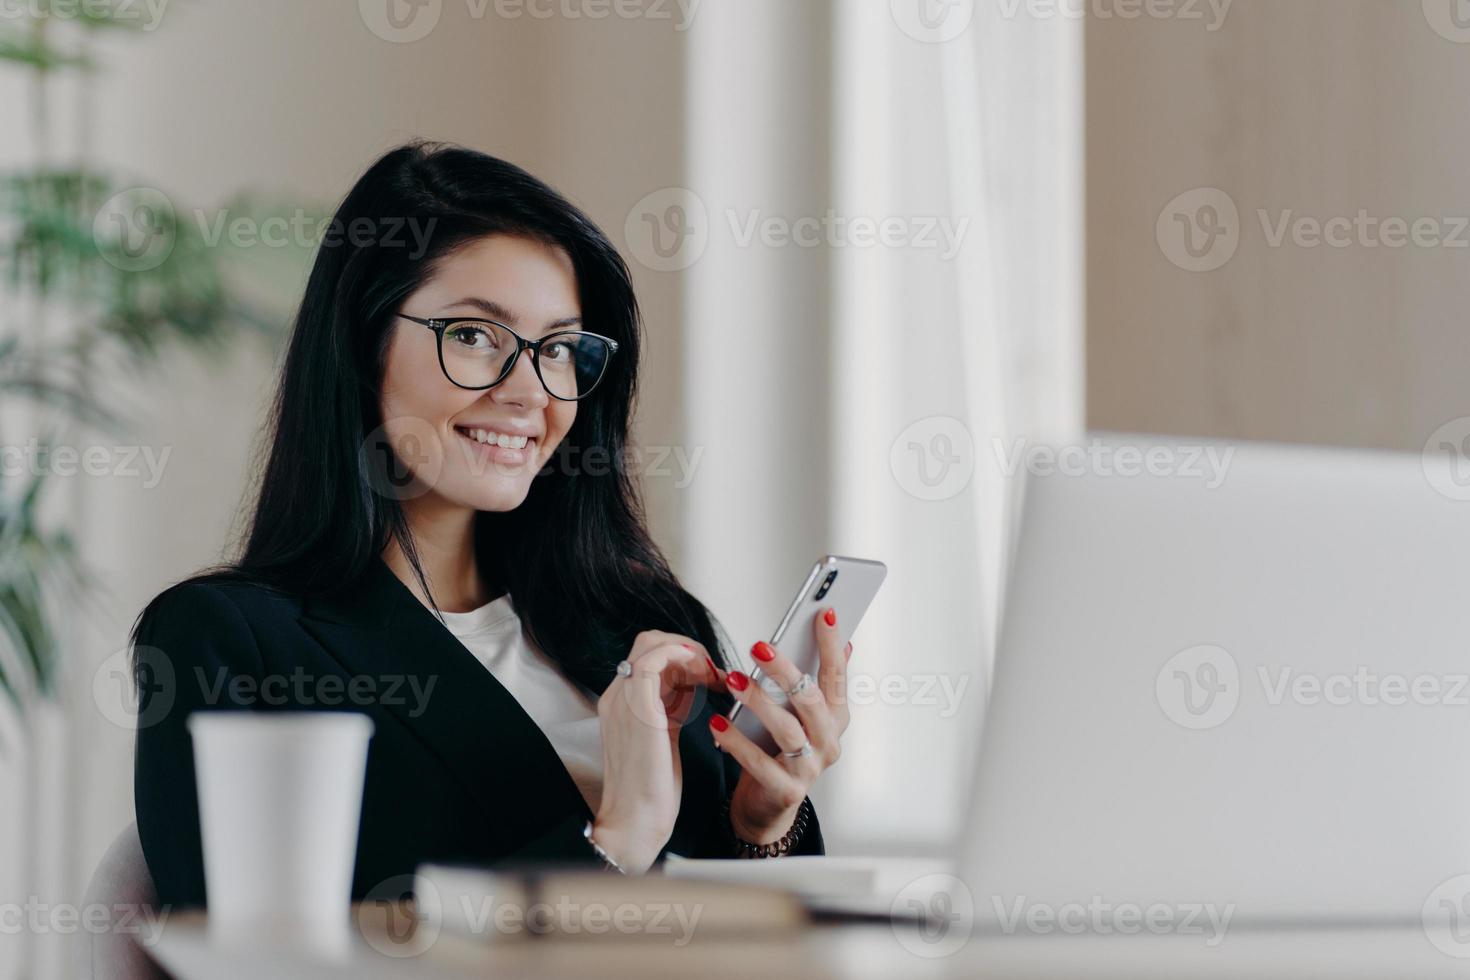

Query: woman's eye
542 342 572 362
448 325 496 349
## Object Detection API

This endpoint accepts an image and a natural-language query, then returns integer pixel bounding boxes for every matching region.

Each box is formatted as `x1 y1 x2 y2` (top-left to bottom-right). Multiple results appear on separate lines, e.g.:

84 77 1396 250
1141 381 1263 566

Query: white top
436 595 604 813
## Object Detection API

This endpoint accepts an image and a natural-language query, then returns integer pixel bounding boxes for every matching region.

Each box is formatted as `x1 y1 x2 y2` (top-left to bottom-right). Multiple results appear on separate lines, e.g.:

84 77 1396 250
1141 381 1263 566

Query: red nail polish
709 714 730 732
823 608 837 627
727 670 750 692
752 641 776 662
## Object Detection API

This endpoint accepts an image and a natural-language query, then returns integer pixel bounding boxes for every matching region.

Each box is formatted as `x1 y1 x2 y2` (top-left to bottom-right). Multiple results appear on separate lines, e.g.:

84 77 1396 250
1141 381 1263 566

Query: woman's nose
490 350 549 408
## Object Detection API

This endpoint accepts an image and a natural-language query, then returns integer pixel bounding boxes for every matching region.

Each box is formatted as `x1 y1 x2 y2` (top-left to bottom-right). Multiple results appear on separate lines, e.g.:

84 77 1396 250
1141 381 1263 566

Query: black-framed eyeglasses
399 314 619 402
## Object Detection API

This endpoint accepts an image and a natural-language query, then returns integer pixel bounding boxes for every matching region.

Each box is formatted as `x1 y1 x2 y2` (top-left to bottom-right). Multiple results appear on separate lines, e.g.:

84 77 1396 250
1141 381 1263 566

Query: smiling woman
129 141 853 910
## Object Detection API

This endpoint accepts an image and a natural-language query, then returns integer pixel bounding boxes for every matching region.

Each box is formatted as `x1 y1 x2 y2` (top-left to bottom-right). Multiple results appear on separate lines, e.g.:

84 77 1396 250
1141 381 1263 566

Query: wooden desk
146 902 1470 980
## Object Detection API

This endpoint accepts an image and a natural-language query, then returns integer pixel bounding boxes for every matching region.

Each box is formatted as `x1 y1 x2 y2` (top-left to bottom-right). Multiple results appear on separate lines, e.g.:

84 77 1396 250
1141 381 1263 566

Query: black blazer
133 558 823 910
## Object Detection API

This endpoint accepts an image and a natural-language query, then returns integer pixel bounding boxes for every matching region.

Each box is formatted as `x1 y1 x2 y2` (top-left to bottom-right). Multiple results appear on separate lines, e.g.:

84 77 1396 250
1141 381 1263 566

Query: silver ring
784 741 814 760
785 673 816 698
616 660 633 678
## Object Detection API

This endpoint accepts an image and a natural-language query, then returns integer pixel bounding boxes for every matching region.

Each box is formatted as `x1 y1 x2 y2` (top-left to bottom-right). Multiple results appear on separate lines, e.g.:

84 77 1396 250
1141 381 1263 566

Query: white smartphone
727 555 887 753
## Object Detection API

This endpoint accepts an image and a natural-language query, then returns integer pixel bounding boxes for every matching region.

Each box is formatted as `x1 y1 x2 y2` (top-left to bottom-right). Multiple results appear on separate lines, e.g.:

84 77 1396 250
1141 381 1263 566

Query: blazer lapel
298 559 592 852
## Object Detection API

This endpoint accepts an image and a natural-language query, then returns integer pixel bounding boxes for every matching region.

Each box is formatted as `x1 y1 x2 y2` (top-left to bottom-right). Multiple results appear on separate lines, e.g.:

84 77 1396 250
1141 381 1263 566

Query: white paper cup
188 711 373 954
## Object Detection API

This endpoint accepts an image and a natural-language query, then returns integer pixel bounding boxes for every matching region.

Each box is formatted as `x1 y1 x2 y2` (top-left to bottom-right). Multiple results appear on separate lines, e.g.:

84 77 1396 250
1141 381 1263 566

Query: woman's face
379 234 580 514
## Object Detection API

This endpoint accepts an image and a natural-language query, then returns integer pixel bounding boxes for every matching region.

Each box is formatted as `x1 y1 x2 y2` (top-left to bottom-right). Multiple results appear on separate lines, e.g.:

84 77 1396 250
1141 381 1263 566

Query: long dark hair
136 140 726 679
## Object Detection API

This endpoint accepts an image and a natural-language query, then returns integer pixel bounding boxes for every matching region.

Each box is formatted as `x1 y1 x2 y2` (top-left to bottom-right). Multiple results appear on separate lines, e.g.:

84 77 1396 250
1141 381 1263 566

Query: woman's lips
453 426 536 468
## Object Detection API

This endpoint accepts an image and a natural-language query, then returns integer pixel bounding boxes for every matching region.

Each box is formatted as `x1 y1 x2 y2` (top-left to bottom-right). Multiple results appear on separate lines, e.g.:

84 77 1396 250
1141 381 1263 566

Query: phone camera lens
814 569 838 600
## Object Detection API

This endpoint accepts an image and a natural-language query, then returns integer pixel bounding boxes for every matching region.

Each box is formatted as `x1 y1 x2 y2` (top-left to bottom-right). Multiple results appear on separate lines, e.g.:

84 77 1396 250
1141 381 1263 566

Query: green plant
0 2 298 705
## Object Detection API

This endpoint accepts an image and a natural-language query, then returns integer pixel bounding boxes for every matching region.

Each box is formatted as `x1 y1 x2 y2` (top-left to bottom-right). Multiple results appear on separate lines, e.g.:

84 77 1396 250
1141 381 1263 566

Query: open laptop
960 434 1470 931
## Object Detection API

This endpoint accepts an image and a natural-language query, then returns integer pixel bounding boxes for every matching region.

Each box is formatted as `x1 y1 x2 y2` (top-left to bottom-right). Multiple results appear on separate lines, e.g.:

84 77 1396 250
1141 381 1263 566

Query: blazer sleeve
133 583 266 911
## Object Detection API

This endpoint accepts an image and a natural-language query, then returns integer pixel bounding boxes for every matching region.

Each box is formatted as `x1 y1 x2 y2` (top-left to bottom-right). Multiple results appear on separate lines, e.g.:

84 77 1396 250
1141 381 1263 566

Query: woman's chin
461 480 535 514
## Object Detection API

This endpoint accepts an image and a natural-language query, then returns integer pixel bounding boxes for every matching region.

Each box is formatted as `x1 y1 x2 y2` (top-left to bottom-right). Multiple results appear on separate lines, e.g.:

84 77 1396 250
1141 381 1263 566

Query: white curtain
681 0 1083 851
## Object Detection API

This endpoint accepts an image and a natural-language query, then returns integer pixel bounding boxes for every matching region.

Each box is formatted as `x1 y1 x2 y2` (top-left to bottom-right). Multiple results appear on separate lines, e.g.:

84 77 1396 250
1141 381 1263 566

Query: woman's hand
709 608 853 844
591 630 724 873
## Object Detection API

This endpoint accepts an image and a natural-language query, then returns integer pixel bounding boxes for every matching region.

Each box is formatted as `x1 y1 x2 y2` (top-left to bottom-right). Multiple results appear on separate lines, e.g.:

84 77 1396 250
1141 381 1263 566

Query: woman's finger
604 644 724 732
625 632 724 692
724 669 816 759
812 609 847 708
708 715 808 808
749 641 840 762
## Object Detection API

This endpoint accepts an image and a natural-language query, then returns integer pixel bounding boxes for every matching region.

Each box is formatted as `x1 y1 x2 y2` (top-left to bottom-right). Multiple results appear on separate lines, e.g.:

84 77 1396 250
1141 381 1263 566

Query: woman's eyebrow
445 296 582 332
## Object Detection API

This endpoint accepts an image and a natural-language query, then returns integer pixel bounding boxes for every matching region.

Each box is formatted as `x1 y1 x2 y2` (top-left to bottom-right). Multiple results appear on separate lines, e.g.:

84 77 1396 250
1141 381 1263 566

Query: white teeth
461 428 530 450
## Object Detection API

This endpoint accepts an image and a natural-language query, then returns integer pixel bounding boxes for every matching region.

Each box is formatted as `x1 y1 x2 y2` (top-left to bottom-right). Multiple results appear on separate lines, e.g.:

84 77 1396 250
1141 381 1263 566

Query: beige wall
1088 0 1470 451
1 0 692 925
